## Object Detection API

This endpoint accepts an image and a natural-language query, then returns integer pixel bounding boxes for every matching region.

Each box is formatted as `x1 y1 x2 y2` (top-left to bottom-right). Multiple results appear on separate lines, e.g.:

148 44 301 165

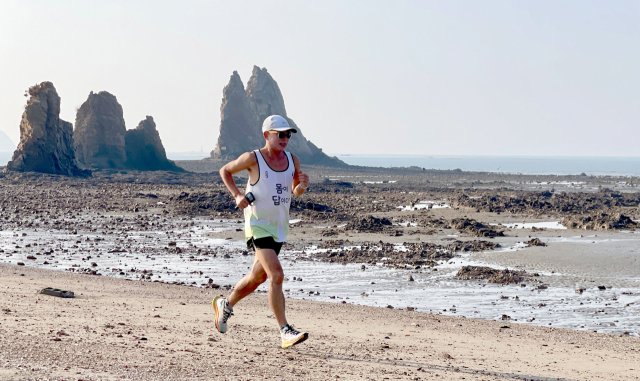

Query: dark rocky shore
1 163 639 285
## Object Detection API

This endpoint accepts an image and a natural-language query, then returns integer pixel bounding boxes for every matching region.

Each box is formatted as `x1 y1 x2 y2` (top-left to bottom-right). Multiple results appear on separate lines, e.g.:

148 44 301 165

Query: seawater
334 155 640 177
4 153 640 177
1 217 638 337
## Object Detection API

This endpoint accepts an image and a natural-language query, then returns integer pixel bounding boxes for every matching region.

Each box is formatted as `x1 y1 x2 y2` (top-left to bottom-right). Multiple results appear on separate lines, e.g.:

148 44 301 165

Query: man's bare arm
291 155 309 197
219 152 257 209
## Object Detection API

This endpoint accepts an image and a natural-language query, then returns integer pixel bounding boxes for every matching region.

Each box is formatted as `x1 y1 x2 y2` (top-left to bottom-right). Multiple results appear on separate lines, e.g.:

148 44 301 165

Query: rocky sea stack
5 82 85 176
73 91 127 169
72 90 181 172
125 116 183 172
210 71 262 158
212 66 346 167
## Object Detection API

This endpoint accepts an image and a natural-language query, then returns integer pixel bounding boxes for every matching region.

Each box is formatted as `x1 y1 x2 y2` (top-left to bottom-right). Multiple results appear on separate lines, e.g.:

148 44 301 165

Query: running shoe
212 296 233 333
280 324 308 349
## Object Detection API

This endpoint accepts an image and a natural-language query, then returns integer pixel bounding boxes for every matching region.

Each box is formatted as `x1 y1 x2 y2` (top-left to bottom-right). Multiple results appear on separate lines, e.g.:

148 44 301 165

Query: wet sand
1 263 639 381
471 231 640 288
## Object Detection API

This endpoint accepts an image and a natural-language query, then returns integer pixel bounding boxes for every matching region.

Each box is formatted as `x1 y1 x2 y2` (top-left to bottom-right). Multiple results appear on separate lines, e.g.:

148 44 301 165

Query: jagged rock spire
212 66 346 167
211 71 263 159
6 82 85 176
73 91 127 169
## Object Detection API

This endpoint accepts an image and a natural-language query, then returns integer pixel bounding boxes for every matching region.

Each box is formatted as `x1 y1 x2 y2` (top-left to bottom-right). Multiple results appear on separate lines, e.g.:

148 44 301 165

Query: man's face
265 130 292 150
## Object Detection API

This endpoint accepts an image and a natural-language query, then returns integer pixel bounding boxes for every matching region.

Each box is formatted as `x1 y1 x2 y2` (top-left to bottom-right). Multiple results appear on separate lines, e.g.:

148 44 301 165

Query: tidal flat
1 164 639 379
1 165 640 334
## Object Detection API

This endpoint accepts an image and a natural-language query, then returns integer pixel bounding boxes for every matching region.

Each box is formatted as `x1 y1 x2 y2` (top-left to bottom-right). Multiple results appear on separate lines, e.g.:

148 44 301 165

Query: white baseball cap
262 115 298 133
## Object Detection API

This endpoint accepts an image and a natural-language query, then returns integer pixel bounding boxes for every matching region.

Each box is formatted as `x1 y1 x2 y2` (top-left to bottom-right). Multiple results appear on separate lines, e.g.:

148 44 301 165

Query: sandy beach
1 262 639 381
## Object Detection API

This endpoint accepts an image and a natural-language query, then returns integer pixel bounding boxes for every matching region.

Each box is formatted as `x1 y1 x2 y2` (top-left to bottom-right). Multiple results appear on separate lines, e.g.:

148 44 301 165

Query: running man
214 115 310 349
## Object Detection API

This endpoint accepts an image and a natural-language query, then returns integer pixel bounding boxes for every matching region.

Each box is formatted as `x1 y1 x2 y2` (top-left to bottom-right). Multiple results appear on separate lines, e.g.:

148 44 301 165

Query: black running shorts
246 237 284 256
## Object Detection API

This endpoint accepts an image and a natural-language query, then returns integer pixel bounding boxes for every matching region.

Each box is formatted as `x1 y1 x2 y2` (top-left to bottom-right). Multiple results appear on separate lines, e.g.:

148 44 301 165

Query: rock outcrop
125 116 183 172
562 212 637 230
456 266 532 284
450 218 505 237
5 82 85 176
0 130 15 152
210 72 263 158
212 66 346 167
73 91 127 169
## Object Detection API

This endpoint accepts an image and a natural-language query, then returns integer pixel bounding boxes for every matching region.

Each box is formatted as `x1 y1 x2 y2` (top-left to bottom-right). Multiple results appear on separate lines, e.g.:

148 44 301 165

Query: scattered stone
525 238 547 247
440 352 453 359
457 189 640 215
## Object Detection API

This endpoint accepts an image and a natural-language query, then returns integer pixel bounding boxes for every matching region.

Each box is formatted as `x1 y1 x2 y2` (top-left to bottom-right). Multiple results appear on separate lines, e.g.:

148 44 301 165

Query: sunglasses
268 130 293 139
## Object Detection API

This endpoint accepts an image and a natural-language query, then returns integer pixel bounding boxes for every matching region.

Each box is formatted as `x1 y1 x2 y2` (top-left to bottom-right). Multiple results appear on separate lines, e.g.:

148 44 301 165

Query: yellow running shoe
212 296 233 333
280 324 308 349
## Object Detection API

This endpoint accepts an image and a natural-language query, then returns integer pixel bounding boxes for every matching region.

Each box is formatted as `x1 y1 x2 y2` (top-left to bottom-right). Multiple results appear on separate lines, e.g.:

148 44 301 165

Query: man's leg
253 248 287 327
214 256 267 333
227 257 268 307
253 248 309 348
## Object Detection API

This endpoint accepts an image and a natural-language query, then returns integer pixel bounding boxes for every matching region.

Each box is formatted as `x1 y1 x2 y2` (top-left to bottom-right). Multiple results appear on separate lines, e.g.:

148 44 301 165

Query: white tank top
244 149 295 242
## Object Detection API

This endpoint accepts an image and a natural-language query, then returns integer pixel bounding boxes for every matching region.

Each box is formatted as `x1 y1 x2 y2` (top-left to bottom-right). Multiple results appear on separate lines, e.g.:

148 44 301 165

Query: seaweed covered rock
562 212 637 230
456 266 531 284
446 240 501 252
171 191 236 215
456 191 640 215
345 216 393 233
310 239 500 268
450 218 504 237
525 238 547 247
124 116 183 172
6 82 85 176
290 199 333 212
73 91 127 169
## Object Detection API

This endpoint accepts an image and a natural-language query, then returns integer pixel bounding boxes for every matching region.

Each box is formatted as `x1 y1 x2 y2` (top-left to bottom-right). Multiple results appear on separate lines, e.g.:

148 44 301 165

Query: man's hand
291 155 308 196
297 172 309 189
235 193 249 210
294 171 309 195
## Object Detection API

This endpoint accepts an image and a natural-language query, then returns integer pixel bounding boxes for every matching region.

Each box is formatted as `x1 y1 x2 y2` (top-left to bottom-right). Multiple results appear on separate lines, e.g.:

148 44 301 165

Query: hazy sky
1 1 638 156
